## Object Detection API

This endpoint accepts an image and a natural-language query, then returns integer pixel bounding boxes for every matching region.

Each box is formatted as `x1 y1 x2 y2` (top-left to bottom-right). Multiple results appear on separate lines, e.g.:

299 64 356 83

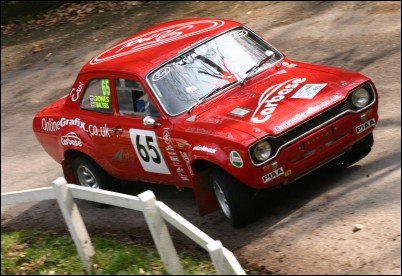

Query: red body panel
32 18 379 215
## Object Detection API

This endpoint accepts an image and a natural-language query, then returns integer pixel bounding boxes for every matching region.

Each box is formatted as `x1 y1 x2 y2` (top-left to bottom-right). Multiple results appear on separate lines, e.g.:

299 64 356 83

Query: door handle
112 127 123 132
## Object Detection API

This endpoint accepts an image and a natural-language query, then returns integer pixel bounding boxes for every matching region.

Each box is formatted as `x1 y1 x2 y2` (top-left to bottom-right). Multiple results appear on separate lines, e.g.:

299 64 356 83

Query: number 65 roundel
129 129 171 174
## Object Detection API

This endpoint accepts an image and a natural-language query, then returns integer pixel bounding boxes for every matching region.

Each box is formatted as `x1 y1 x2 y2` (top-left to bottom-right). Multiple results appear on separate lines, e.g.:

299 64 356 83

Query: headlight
254 141 271 161
351 88 370 108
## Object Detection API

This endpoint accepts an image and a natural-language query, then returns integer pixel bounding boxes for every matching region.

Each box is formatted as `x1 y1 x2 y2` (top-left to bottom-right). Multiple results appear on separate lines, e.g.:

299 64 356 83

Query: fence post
138 190 183 275
52 177 95 273
207 240 246 275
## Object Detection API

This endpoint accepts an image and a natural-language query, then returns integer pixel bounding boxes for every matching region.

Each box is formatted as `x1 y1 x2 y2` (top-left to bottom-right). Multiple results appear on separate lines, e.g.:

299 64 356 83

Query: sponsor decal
172 46 208 68
193 145 217 154
262 167 284 183
61 132 82 147
163 129 172 144
90 95 110 109
291 83 327 99
250 78 307 124
229 107 252 117
185 127 227 137
166 145 174 151
42 117 85 132
230 151 243 168
170 156 179 162
273 95 342 134
203 117 224 124
87 123 110 137
88 79 111 109
168 146 191 180
42 117 110 137
112 150 135 162
355 118 376 134
152 67 171 81
179 151 194 175
69 82 84 102
90 20 225 65
229 29 248 38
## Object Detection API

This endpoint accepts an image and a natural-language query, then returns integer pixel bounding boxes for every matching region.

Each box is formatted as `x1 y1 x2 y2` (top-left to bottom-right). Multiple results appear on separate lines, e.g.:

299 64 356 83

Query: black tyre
72 156 117 207
338 133 374 168
210 168 255 227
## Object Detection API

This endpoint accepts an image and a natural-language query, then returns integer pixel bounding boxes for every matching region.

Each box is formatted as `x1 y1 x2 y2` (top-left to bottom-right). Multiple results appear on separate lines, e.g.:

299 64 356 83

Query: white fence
1 177 246 275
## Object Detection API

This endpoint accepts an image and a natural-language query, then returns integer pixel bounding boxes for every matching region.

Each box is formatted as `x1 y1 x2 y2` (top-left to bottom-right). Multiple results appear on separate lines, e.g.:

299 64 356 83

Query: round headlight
352 88 370 108
254 141 271 161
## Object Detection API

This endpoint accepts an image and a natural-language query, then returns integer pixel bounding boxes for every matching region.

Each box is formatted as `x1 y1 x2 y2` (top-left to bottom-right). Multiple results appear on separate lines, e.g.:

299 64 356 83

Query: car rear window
80 78 113 114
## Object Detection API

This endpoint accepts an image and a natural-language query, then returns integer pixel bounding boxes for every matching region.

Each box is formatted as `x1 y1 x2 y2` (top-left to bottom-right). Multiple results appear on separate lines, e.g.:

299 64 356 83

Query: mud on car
33 18 378 227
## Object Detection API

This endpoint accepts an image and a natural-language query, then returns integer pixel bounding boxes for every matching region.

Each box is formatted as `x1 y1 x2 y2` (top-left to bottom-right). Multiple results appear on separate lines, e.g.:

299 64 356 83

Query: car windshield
147 27 283 116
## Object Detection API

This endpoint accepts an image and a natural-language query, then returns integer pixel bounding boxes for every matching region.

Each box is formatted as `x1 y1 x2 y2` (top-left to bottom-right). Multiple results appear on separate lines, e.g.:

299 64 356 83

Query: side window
115 78 160 117
80 78 113 113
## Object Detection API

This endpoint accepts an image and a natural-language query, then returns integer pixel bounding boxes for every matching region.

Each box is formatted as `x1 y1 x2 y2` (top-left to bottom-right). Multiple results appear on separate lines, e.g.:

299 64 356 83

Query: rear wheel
210 168 255 227
72 156 117 207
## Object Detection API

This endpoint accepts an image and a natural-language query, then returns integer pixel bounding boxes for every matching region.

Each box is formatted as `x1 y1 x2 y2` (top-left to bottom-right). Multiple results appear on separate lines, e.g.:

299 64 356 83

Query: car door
75 74 122 177
109 75 192 186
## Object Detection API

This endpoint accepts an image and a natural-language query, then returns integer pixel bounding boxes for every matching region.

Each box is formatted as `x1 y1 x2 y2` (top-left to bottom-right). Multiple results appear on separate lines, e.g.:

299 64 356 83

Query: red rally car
33 18 378 227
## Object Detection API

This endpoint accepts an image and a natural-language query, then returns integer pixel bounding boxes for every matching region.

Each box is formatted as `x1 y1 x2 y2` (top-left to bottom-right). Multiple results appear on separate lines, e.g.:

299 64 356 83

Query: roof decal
90 19 225 65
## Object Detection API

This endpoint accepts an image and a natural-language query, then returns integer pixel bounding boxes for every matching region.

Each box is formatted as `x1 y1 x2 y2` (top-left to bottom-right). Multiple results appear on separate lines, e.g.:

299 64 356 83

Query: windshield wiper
187 82 235 114
240 50 275 86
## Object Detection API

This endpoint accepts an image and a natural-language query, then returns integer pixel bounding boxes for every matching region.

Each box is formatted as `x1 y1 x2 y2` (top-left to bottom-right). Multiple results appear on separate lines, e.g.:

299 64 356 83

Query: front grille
250 82 375 165
275 100 353 146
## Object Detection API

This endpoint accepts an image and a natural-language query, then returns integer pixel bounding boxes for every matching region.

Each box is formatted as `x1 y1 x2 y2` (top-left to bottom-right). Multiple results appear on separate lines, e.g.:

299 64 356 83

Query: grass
1 230 216 275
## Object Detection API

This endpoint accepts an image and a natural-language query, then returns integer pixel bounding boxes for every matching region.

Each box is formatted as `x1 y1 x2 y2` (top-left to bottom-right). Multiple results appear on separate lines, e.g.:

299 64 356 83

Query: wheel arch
189 141 248 217
62 149 99 184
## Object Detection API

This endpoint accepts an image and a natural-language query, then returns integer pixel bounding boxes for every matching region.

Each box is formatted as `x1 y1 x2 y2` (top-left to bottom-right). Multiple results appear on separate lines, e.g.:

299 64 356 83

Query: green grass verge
1 230 216 275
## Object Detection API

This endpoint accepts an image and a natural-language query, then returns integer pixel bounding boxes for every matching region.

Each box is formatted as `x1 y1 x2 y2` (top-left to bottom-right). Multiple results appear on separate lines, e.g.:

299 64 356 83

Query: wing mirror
143 116 161 127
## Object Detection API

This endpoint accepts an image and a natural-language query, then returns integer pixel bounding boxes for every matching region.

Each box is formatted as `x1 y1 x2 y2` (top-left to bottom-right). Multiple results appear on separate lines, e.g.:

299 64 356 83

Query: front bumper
243 109 378 189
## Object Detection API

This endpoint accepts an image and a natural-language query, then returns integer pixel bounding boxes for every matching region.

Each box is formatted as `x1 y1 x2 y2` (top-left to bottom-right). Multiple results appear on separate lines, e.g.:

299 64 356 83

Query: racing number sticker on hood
291 83 327 99
129 129 170 174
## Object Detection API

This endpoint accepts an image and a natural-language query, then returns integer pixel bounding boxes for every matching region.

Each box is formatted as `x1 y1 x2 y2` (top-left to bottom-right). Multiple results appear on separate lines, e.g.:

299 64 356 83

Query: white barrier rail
1 177 246 275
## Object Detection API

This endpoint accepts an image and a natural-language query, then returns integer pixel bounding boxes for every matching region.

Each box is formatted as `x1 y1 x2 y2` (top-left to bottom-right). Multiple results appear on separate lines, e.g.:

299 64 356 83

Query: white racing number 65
129 129 170 174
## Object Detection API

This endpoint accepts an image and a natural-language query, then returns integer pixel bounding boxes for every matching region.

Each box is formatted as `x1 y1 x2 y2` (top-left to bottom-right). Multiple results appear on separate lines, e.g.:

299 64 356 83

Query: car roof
79 18 243 78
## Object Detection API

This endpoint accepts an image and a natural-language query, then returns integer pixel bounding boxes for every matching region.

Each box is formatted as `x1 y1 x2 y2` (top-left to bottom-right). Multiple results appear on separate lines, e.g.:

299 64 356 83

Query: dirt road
1 1 400 274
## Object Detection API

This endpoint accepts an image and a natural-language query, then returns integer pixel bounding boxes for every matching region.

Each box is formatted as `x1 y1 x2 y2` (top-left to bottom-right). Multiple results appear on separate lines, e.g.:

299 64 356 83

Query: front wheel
210 168 255 227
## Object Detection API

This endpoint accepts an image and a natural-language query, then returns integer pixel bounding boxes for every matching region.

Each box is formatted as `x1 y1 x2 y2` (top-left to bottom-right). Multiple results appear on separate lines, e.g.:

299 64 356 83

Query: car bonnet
192 61 369 139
